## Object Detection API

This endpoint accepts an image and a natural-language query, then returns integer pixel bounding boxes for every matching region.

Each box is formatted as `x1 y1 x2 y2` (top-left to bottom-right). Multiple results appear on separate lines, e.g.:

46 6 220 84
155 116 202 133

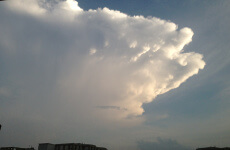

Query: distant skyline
0 1 230 150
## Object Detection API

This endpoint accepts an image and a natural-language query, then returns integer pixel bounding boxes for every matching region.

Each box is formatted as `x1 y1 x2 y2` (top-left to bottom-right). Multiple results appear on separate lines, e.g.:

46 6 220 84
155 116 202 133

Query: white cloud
5 0 46 16
1 0 205 120
0 1 206 146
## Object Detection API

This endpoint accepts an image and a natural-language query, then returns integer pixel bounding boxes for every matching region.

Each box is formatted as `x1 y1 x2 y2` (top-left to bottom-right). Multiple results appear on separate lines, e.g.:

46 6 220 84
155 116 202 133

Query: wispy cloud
97 106 128 111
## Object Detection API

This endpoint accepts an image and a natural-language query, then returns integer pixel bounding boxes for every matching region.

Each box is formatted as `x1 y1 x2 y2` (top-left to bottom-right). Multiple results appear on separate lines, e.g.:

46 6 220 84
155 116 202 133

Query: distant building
39 143 107 150
196 147 230 150
0 147 34 150
39 144 55 150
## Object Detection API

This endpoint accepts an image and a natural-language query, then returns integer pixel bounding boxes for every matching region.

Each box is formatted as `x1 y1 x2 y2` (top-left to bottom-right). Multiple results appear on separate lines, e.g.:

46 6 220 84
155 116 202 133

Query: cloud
0 0 205 147
97 106 128 111
137 137 192 150
0 0 205 120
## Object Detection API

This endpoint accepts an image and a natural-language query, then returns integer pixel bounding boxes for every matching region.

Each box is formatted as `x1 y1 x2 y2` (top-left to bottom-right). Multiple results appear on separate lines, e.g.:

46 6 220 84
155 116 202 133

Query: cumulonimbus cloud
1 0 205 121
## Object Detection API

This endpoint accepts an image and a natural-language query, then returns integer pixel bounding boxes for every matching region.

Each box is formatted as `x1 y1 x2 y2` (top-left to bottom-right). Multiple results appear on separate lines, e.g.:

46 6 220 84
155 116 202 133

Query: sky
0 0 230 150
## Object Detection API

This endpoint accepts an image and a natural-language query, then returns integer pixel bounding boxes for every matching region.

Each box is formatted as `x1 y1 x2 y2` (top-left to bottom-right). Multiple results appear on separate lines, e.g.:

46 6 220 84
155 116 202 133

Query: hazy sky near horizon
0 0 230 150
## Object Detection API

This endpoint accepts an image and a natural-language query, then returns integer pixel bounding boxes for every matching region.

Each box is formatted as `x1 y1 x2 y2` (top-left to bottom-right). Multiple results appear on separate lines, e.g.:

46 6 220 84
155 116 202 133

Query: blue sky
0 0 230 150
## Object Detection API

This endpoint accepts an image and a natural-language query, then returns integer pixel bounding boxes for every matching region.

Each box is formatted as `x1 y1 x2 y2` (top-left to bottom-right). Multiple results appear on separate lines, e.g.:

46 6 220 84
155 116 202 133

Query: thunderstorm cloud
0 0 205 129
